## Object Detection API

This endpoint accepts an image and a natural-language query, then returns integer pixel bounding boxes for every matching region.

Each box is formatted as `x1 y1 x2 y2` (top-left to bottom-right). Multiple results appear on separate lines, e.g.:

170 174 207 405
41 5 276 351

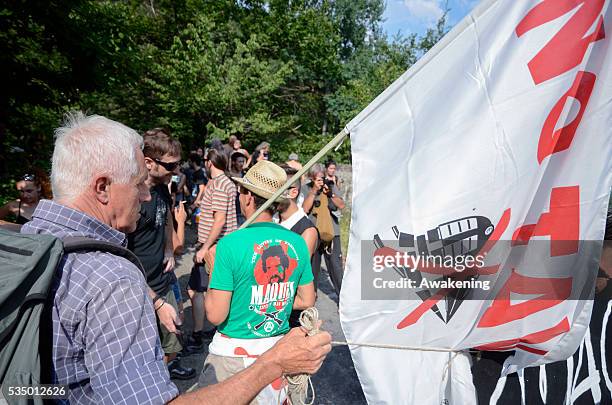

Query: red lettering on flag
512 186 580 256
474 317 570 355
516 0 605 84
478 270 572 327
538 71 596 163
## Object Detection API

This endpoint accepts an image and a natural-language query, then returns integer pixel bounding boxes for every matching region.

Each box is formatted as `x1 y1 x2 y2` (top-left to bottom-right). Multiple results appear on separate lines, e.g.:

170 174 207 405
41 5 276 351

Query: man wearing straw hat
200 161 316 404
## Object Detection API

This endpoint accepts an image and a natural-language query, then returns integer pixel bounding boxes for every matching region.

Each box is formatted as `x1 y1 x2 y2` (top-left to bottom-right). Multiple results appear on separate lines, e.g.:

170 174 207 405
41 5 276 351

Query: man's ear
247 191 255 208
93 176 111 204
144 157 155 171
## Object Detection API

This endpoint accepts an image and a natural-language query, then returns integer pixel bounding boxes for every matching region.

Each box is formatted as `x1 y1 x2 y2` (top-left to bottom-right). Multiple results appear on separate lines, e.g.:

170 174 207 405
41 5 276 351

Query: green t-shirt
209 222 314 339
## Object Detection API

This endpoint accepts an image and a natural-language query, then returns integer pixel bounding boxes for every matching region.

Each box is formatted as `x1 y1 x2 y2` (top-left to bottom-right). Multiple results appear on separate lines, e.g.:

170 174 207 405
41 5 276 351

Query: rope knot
282 307 319 405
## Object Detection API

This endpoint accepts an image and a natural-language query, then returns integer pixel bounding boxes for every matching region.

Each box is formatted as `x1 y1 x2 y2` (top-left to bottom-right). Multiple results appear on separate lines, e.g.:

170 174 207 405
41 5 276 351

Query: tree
0 0 448 189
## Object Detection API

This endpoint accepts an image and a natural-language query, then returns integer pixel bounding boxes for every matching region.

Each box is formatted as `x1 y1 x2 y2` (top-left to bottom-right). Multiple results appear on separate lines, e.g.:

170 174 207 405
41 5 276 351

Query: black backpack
0 229 144 404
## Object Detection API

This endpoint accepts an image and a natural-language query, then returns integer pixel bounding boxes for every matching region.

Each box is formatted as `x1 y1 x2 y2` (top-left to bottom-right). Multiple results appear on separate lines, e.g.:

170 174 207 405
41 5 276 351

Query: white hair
51 112 143 202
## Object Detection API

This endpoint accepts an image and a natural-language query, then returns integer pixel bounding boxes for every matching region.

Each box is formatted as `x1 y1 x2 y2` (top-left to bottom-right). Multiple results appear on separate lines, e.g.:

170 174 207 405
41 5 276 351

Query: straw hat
232 160 288 202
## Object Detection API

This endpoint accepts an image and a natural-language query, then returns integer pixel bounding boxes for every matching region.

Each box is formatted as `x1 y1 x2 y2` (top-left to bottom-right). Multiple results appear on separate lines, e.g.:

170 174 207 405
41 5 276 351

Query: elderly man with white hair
20 112 331 405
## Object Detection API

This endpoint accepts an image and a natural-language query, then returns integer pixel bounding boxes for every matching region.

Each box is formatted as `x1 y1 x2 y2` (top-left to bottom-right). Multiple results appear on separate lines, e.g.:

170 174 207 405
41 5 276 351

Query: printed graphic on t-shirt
248 240 299 337
154 191 168 228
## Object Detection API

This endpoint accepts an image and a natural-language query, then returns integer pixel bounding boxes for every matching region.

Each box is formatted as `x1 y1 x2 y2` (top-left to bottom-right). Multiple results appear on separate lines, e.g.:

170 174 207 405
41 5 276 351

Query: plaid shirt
21 200 178 404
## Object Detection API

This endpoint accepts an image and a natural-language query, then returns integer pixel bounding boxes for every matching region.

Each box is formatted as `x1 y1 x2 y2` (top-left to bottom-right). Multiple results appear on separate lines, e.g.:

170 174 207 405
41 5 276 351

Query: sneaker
168 359 196 380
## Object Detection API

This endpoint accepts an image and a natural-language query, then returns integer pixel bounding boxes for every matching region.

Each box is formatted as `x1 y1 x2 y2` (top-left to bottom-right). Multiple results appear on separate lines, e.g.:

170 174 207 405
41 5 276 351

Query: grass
340 207 351 268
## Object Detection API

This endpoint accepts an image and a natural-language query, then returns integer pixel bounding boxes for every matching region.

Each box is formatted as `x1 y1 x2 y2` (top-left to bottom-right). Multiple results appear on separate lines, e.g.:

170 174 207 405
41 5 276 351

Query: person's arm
0 201 22 230
163 208 175 273
0 201 16 220
293 282 315 310
293 242 315 310
204 238 232 324
0 221 22 231
301 227 318 257
172 202 187 255
302 180 323 214
204 289 232 325
178 173 187 194
170 327 332 405
192 184 206 208
147 287 180 333
330 194 345 210
195 210 226 263
326 184 345 210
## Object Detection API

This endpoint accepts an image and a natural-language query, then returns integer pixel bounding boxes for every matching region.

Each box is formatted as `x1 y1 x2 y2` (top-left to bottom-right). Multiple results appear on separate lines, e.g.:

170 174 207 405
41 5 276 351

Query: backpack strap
61 236 145 276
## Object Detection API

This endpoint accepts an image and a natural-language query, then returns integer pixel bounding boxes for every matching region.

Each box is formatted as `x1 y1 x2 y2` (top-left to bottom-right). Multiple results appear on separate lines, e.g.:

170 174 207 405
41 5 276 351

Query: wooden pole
240 129 349 228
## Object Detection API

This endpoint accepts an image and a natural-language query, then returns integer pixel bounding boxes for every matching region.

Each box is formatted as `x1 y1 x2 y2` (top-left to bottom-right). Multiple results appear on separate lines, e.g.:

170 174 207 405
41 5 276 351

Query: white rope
334 340 464 353
283 308 321 405
282 307 470 405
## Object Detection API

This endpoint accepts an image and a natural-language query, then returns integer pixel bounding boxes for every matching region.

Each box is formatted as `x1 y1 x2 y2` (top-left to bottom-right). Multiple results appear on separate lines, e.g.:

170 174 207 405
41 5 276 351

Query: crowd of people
2 112 349 404
2 111 611 405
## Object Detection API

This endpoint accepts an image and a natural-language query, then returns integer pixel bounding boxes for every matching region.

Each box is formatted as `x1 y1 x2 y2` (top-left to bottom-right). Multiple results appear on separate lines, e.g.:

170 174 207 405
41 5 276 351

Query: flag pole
240 129 349 228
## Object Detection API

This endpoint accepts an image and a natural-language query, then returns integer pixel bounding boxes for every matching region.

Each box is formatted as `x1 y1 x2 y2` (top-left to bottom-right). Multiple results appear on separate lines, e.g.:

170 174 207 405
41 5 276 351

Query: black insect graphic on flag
374 216 494 323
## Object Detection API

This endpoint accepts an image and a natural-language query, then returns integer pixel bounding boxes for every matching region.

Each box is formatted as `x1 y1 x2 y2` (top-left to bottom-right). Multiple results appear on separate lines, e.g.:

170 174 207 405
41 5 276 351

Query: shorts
188 263 210 292
199 353 295 405
157 289 183 355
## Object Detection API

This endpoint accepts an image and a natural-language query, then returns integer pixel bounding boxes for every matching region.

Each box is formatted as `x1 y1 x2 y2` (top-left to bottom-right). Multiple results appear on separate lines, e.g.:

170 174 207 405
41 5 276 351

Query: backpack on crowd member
312 194 335 243
0 228 144 404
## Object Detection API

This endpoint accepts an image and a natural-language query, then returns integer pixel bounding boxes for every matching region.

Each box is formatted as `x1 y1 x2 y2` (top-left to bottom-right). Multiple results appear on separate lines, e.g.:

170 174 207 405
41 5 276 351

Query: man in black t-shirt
128 128 195 380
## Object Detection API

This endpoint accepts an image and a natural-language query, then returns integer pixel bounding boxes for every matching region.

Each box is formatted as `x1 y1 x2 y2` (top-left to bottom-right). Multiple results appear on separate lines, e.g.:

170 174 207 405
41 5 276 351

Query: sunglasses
22 174 36 182
154 159 181 171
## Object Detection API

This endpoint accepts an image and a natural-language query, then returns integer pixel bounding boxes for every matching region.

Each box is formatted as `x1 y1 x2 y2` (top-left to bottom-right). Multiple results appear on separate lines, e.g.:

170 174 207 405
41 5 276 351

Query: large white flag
340 0 612 404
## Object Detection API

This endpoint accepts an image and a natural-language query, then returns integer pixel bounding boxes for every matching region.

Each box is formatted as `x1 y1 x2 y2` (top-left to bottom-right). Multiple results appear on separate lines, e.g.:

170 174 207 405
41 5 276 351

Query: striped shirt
198 173 238 243
21 200 178 404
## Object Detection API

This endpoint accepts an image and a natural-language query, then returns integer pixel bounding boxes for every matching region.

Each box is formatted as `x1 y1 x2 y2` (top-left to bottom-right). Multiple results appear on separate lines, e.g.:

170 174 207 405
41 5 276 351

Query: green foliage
0 179 17 207
1 0 448 201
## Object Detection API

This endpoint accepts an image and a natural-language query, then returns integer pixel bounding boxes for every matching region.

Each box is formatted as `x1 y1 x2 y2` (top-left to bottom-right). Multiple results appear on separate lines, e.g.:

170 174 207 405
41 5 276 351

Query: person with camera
302 163 345 296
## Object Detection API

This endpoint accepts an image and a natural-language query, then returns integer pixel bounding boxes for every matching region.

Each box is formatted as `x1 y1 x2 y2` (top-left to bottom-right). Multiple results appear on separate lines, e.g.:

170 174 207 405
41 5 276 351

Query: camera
324 178 335 188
